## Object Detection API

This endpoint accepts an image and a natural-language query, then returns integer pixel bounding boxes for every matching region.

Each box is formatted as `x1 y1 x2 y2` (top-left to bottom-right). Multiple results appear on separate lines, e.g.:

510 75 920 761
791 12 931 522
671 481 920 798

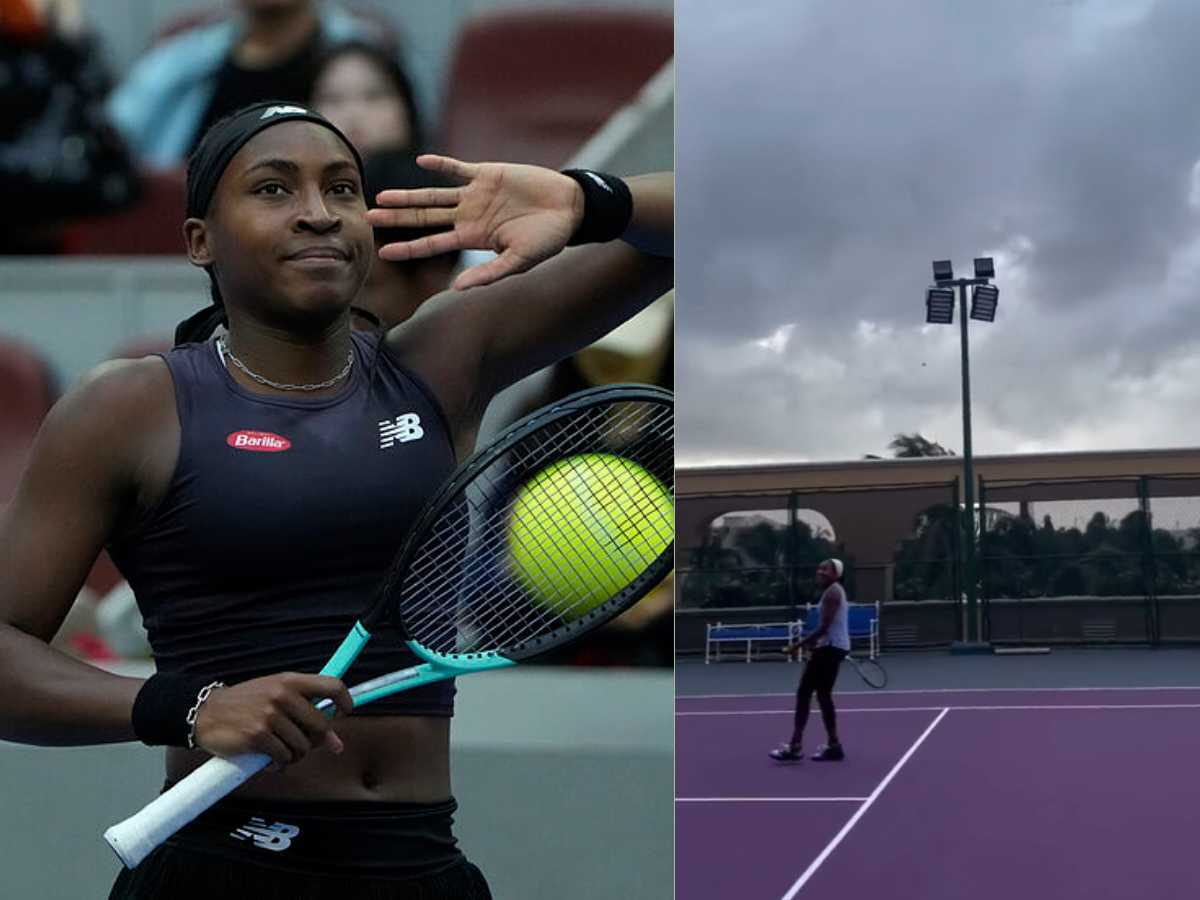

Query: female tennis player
0 102 671 898
771 559 850 763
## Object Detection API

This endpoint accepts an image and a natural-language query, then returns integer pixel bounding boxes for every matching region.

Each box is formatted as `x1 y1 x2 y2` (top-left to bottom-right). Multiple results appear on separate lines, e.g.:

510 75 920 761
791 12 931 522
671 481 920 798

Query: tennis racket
784 646 888 689
104 383 674 869
845 653 887 689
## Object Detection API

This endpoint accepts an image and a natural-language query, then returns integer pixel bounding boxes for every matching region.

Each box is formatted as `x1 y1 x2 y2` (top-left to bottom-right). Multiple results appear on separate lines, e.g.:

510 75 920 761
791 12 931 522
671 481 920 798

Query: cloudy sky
676 0 1200 466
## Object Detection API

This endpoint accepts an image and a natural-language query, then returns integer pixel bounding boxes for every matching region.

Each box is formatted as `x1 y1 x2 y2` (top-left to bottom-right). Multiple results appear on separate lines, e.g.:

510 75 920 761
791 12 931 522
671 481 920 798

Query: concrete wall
676 596 1200 655
0 666 671 900
676 602 963 655
1 259 206 390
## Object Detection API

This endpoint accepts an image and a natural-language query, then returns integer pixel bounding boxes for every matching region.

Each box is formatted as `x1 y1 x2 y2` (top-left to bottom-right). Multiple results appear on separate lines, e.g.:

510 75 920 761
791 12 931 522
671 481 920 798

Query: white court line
677 703 1200 717
778 708 950 900
922 703 1200 712
676 797 868 803
679 685 1200 700
677 708 941 716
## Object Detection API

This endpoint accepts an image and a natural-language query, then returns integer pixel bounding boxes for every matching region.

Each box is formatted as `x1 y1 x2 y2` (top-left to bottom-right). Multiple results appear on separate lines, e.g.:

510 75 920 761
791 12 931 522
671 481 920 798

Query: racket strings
450 418 672 621
505 442 674 584
396 404 671 614
389 401 673 657
402 421 673 653
420 442 675 649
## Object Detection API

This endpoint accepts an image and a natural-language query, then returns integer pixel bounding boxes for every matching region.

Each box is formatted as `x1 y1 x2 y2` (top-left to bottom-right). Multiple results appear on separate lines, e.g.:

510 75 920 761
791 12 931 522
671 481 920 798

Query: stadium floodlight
970 283 999 322
921 257 1001 650
932 260 954 284
925 286 956 324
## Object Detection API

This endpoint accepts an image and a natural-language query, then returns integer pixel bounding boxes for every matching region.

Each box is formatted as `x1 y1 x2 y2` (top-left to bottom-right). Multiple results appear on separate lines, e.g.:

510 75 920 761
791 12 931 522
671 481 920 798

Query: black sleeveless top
108 331 458 716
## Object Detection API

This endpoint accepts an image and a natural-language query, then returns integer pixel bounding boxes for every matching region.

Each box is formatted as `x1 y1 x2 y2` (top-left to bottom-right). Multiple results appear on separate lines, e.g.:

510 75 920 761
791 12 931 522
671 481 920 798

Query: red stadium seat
0 336 56 503
441 9 673 168
0 337 123 601
59 168 188 255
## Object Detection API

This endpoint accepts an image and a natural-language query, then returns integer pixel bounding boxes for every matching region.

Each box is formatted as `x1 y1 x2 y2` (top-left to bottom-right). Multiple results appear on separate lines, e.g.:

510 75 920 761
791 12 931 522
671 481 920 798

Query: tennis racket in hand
845 652 887 689
786 644 888 689
104 384 674 868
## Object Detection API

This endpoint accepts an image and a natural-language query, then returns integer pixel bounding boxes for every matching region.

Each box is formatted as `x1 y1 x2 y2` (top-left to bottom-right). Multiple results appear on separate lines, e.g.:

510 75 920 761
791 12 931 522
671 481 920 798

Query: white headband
825 559 844 578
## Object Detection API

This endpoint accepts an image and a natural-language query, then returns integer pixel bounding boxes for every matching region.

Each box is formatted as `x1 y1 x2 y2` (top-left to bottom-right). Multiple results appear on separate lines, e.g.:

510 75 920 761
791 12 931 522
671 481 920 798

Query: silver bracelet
185 680 225 750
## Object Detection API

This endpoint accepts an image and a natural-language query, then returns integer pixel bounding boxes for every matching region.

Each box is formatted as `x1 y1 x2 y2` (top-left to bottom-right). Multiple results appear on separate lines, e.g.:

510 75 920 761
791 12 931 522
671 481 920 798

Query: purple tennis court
676 652 1200 899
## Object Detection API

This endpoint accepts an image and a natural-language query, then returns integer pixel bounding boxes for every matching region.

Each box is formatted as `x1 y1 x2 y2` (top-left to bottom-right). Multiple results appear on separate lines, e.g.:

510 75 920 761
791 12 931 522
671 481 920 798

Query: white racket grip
104 751 271 868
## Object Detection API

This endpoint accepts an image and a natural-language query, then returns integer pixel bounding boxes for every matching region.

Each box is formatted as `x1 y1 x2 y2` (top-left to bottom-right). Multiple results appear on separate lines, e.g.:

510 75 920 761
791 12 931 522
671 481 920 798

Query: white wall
0 259 206 389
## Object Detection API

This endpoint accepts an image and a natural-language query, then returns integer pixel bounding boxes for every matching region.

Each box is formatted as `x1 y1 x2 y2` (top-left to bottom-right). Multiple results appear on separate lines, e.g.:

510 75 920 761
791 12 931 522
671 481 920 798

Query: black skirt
107 794 492 900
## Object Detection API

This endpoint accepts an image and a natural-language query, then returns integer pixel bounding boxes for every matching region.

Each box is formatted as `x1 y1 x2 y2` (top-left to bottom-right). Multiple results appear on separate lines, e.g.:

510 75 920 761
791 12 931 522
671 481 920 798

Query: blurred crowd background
0 0 673 667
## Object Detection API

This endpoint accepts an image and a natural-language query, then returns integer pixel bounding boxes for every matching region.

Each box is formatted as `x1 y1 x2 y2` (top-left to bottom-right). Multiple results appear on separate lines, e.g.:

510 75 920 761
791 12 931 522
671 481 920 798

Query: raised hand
365 154 584 291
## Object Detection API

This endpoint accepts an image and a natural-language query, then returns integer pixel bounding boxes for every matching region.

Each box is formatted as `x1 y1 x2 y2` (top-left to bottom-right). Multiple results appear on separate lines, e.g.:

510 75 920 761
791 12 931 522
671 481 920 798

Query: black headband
186 101 365 219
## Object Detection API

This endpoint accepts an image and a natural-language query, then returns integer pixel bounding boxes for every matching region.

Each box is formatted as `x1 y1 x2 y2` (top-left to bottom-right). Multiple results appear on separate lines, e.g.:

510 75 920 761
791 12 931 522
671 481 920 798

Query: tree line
679 434 1200 609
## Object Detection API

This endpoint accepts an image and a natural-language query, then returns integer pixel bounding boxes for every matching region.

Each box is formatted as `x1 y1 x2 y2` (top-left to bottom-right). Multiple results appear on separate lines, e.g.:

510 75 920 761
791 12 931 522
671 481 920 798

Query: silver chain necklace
217 336 354 392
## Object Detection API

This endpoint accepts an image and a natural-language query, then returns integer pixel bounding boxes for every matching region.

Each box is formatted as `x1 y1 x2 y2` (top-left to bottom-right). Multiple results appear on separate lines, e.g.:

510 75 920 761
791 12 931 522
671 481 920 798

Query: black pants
792 646 847 745
107 795 492 900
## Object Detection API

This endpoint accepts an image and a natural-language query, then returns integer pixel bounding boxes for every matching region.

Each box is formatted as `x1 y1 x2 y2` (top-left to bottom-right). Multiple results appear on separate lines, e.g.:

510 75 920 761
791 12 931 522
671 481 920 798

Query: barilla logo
226 430 292 452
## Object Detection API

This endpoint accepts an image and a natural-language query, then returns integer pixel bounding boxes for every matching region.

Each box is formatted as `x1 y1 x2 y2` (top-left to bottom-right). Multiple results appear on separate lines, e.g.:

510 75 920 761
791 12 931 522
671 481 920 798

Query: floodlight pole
932 274 992 649
929 259 995 651
956 280 979 647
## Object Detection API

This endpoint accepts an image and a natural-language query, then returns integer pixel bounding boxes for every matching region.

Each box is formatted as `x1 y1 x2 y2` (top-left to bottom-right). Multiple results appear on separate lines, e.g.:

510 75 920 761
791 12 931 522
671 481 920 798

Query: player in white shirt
770 559 849 762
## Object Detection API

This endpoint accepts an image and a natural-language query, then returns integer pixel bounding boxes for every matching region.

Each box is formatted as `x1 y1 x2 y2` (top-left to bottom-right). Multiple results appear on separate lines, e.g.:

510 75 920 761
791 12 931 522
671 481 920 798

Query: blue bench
705 621 802 663
705 603 882 664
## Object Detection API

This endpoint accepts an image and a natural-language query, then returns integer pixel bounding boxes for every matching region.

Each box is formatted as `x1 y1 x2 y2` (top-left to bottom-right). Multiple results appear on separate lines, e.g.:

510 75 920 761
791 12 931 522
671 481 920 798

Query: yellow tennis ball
507 454 674 621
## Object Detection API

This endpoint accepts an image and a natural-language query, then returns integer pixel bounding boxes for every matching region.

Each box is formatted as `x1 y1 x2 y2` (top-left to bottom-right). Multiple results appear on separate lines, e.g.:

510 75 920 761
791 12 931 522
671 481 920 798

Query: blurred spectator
496 294 674 425
106 1 388 169
0 0 138 252
309 40 422 156
353 150 459 331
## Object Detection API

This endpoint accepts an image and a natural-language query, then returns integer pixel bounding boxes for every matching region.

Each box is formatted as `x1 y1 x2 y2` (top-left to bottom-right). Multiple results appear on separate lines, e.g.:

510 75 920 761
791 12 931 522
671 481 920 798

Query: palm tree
888 433 956 458
733 521 784 568
894 503 960 601
877 433 959 599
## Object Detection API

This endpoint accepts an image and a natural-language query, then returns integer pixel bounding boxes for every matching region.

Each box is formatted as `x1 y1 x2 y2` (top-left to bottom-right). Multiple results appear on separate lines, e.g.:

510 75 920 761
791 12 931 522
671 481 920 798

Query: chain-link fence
979 475 1200 645
675 482 964 654
676 473 1200 655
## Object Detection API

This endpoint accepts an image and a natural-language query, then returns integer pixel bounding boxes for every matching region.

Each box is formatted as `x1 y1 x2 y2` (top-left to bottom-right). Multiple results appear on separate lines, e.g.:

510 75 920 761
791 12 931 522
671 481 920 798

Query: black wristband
131 672 214 747
561 169 633 246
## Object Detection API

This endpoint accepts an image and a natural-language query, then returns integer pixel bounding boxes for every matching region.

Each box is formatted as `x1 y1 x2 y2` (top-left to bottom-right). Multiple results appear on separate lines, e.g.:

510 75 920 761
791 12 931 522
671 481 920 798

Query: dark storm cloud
676 0 1200 464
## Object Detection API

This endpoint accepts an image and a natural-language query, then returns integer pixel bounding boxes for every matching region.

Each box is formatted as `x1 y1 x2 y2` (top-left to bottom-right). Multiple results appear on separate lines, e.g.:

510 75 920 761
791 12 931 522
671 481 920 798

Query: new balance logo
230 817 299 852
260 105 307 120
379 413 424 449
